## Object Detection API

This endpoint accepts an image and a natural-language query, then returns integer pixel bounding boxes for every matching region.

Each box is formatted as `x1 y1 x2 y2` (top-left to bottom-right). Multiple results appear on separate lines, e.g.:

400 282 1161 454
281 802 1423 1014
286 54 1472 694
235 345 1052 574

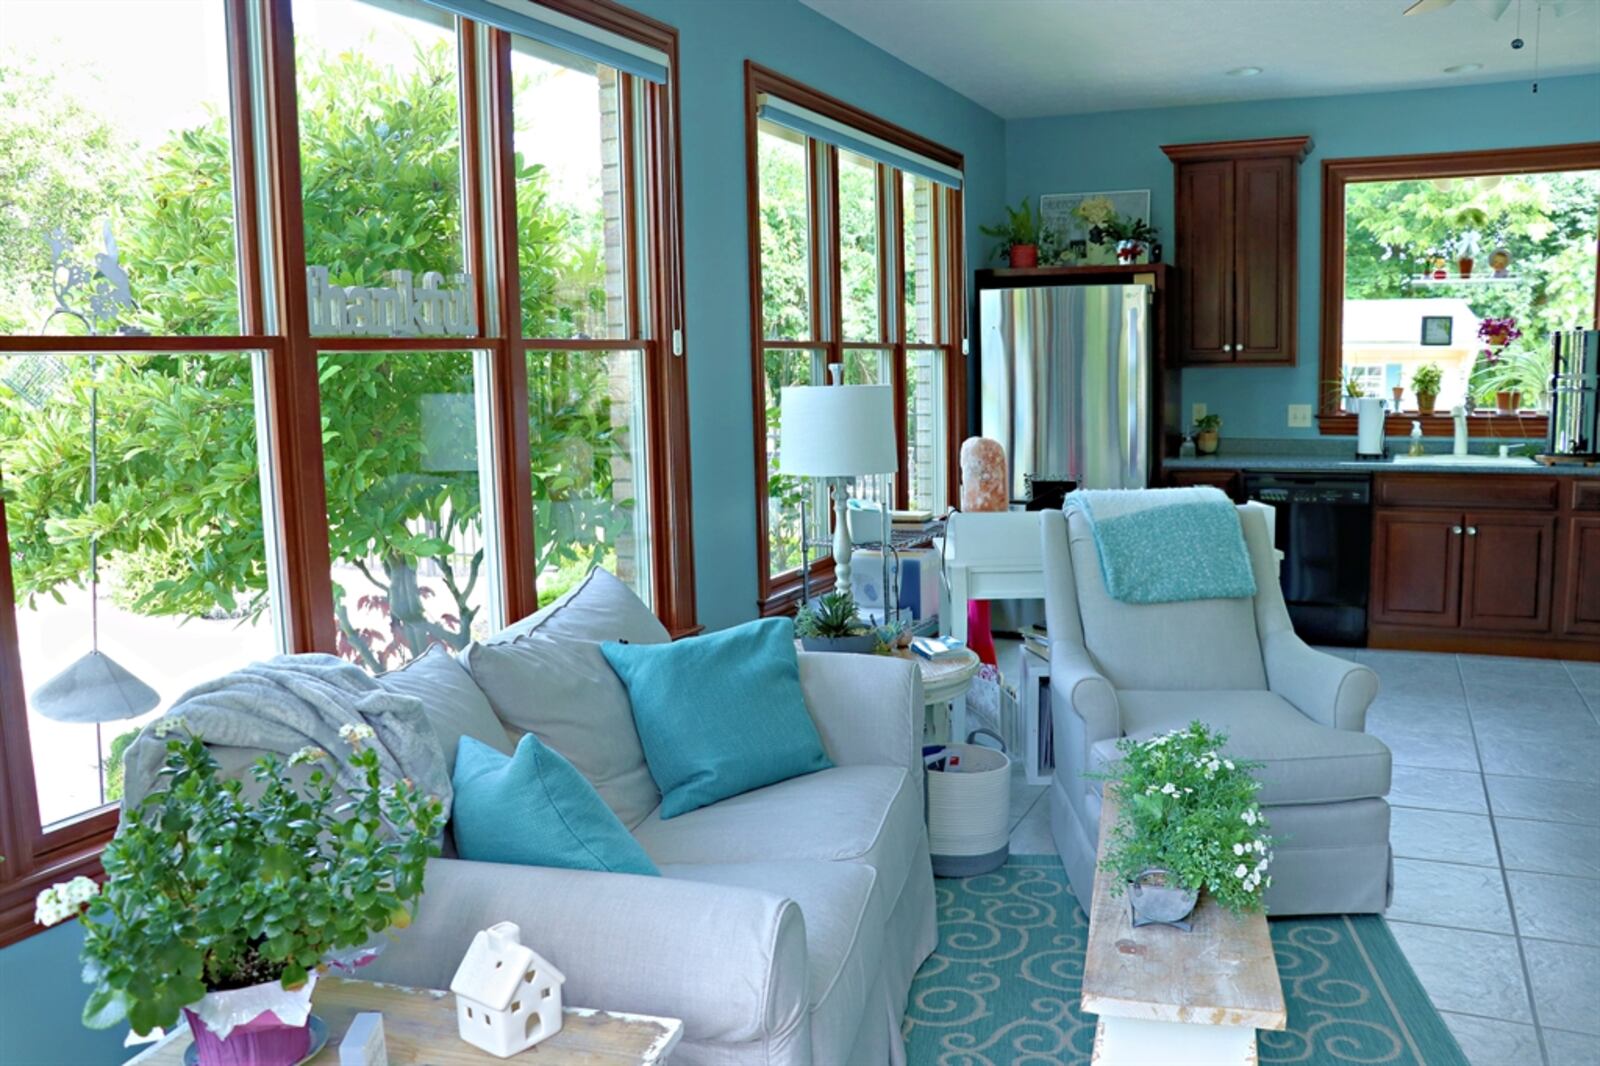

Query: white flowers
1233 842 1246 856
151 716 187 738
34 876 99 928
1160 782 1179 795
1234 863 1249 879
288 746 328 767
1241 808 1259 827
339 723 376 749
1224 759 1236 771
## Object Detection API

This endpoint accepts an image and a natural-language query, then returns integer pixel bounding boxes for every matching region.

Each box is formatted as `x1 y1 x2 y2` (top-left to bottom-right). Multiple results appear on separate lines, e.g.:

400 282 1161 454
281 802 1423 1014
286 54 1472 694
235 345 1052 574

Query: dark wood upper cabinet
1163 136 1310 366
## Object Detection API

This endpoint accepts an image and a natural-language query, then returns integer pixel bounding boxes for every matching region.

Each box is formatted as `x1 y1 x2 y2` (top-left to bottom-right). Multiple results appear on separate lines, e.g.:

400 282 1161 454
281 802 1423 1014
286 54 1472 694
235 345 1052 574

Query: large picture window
0 0 691 947
745 63 965 612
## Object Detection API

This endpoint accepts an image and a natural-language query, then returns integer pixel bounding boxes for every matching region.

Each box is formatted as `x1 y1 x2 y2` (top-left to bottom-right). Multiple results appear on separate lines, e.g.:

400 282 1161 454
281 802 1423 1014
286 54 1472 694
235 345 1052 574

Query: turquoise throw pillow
601 617 832 819
451 734 659 876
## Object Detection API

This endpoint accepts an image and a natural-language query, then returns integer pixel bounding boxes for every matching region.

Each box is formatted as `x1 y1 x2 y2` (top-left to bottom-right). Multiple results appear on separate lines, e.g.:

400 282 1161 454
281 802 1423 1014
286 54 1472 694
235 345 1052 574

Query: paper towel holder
1355 396 1389 461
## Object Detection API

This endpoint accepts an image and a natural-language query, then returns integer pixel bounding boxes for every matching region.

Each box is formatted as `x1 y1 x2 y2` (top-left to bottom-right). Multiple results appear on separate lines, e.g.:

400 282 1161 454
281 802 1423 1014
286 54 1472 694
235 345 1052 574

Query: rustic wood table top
123 977 684 1065
1081 787 1287 1032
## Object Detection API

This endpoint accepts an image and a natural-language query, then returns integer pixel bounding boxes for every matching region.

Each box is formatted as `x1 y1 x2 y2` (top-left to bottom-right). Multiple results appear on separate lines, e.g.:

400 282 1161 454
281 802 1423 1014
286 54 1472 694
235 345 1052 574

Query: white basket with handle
926 741 1011 877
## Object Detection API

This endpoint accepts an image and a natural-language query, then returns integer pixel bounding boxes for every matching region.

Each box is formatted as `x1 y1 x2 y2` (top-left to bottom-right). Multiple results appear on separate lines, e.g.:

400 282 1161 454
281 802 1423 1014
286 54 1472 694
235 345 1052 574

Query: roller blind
421 0 669 83
756 93 962 189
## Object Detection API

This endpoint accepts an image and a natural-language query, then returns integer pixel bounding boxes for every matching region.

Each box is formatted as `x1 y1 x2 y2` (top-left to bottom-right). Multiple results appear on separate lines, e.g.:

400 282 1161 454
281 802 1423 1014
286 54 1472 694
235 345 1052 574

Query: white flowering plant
1091 721 1273 914
35 721 444 1036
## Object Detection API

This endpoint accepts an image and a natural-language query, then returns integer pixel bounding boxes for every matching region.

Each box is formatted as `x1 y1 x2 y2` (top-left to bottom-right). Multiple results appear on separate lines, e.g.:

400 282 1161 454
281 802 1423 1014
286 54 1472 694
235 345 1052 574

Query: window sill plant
1411 362 1443 416
35 723 444 1066
1091 722 1273 927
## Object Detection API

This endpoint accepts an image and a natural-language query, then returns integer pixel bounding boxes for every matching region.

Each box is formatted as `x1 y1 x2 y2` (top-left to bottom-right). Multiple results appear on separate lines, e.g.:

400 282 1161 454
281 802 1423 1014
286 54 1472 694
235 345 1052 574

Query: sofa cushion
602 618 831 819
452 735 659 876
1092 689 1392 806
375 644 512 771
659 860 880 1066
1065 508 1268 691
461 568 666 828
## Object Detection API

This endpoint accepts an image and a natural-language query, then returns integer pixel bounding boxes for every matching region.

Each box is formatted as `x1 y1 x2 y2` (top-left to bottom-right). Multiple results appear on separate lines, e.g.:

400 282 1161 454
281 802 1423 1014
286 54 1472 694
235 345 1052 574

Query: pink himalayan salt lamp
959 437 1008 513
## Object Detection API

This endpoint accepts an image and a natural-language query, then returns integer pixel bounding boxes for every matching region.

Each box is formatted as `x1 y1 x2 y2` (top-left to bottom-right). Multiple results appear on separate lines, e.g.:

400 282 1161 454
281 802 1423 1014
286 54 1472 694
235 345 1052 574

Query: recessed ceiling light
1226 66 1264 77
1444 62 1484 73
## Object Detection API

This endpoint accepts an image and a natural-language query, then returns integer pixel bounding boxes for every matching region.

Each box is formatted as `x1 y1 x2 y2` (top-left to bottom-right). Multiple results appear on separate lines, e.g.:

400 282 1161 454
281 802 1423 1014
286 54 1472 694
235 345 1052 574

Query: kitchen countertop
1163 452 1600 476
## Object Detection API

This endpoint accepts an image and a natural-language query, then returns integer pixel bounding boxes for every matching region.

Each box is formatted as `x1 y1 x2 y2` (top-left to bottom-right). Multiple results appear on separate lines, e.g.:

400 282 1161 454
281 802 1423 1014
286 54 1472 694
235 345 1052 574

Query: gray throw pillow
462 568 667 828
376 644 513 771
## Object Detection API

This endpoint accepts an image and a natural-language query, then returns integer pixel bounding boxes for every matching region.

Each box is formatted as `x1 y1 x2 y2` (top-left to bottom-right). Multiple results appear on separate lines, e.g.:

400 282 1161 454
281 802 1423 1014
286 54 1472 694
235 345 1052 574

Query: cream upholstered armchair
1040 503 1392 916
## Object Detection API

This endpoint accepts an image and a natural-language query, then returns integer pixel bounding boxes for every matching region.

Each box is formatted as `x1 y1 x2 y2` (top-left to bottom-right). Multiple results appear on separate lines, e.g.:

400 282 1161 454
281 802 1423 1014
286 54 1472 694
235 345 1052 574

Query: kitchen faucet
1451 405 1468 456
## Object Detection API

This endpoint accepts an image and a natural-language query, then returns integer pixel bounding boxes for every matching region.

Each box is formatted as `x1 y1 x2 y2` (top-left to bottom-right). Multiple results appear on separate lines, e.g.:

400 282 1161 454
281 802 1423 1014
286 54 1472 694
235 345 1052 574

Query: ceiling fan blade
1403 0 1456 14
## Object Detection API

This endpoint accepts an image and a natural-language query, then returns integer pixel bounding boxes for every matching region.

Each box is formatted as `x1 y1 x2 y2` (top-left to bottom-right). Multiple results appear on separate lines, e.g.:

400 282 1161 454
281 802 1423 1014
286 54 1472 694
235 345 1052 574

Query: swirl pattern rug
904 856 1467 1065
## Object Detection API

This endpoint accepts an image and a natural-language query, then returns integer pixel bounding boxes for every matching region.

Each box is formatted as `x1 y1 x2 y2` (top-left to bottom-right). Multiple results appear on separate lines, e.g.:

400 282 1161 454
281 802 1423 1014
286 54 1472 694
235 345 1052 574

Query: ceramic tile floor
991 641 1600 1066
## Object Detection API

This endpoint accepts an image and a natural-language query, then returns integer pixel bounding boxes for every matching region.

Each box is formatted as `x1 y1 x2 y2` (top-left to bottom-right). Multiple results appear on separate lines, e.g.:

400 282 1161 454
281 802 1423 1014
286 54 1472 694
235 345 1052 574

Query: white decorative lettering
304 265 476 337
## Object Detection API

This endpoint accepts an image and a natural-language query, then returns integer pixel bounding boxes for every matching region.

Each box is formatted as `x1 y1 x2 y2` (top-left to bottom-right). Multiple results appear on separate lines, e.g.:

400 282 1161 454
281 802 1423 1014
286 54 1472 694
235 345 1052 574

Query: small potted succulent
1091 721 1273 927
980 198 1040 268
1411 363 1443 415
36 723 444 1065
795 590 879 653
1193 413 1222 456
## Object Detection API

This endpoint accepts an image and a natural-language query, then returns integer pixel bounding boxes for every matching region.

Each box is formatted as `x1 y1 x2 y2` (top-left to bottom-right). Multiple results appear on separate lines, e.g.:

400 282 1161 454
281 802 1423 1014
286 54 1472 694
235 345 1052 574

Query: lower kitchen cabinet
1562 514 1600 639
1371 509 1462 628
1461 512 1556 633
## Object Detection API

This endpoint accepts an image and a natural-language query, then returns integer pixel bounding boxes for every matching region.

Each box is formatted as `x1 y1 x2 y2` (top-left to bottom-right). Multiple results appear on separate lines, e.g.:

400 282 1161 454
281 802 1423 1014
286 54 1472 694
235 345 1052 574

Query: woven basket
927 743 1011 877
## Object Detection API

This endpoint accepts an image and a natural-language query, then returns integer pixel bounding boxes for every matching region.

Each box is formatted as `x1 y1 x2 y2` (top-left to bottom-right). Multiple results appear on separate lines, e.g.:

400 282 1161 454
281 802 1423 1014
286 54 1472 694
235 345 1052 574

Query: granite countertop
1163 452 1600 477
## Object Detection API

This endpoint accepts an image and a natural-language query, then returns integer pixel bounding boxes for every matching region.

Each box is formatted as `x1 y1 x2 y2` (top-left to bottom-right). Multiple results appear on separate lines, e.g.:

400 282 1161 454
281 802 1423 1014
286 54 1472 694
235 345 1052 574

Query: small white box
339 1012 387 1066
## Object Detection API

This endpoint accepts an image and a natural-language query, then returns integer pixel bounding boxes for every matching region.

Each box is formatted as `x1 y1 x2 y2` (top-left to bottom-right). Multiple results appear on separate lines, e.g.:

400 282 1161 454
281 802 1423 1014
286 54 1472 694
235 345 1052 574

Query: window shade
421 0 669 83
756 94 962 189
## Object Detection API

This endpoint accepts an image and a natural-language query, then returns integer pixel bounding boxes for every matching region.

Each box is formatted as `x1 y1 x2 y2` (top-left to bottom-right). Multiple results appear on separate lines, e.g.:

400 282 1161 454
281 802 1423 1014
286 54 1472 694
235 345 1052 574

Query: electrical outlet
1287 404 1313 428
1190 402 1207 424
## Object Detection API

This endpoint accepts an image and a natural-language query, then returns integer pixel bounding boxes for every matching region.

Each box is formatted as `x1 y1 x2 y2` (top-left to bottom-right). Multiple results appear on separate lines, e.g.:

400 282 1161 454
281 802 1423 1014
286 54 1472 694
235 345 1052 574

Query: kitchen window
744 63 966 613
1319 143 1600 436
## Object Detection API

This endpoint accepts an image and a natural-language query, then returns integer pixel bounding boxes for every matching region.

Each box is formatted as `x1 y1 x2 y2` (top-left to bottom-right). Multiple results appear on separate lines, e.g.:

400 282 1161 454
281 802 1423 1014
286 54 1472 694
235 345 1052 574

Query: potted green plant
35 723 444 1065
1334 369 1366 414
1102 216 1158 264
1411 363 1443 415
1193 413 1222 455
980 198 1040 268
795 590 878 653
1091 722 1273 927
1452 207 1488 278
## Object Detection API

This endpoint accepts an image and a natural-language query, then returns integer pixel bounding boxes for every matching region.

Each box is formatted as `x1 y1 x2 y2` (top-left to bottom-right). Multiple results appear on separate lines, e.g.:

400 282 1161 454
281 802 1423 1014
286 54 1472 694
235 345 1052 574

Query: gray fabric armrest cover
1262 630 1379 732
1049 641 1120 745
361 858 809 1047
798 651 924 786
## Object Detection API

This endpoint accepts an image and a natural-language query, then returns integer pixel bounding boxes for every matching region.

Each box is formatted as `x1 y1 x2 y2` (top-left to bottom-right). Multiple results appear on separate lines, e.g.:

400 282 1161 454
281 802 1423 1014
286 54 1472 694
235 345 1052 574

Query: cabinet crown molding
1161 136 1312 163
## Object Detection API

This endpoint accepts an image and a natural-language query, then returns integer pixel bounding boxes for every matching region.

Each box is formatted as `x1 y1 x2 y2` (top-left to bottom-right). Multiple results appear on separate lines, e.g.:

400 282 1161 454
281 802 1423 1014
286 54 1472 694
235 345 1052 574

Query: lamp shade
31 649 160 723
778 384 898 477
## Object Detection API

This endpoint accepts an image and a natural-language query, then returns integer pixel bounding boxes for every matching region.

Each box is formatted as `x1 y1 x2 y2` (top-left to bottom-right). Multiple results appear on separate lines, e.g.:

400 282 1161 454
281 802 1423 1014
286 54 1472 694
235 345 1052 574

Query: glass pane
905 349 945 511
512 41 629 340
527 348 651 608
0 1 240 336
903 174 937 344
295 0 473 338
843 348 889 386
764 348 827 578
318 351 491 672
758 123 812 341
2 351 279 826
839 150 880 341
1342 169 1600 413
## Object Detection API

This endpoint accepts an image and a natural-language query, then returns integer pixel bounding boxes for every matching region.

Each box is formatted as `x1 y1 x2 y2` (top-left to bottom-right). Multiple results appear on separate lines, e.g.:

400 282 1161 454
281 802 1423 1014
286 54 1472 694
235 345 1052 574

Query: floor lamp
778 370 898 603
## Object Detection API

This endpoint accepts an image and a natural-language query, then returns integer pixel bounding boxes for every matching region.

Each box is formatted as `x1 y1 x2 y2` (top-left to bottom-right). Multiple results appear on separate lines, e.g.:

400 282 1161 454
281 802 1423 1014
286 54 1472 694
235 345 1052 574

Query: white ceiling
797 0 1600 119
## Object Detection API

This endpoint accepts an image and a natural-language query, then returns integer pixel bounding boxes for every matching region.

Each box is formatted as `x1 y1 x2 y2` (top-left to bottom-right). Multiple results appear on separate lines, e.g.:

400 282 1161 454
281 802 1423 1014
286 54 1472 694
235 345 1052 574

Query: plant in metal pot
35 723 444 1065
1090 721 1273 925
795 590 877 653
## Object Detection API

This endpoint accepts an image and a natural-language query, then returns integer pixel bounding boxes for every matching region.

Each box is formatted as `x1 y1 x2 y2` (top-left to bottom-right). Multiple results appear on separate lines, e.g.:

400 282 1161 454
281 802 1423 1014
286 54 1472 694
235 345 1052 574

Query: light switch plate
1287 404 1313 428
1190 402 1207 424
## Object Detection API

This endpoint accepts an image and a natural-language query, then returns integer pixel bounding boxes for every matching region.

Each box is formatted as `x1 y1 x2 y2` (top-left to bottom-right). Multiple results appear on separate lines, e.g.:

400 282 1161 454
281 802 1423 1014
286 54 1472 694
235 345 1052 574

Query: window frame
743 62 966 616
0 0 693 947
1317 141 1600 438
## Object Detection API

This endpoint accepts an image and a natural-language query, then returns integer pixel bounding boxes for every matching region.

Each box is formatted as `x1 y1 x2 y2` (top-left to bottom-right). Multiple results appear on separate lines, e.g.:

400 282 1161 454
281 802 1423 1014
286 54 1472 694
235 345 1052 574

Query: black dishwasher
1241 473 1373 646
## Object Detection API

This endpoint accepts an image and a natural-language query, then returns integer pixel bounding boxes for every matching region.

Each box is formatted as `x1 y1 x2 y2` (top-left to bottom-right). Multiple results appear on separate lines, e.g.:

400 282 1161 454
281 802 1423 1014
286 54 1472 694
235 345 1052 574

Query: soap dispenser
1409 420 1425 457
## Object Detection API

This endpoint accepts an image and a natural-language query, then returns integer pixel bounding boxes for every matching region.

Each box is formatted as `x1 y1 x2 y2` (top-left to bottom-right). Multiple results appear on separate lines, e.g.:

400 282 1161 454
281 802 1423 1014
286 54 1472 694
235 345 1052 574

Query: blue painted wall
0 920 127 1064
1005 74 1600 438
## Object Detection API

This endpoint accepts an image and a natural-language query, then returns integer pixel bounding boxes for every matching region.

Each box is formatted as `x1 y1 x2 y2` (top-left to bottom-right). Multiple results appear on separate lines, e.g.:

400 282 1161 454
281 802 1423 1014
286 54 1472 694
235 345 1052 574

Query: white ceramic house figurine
449 921 566 1057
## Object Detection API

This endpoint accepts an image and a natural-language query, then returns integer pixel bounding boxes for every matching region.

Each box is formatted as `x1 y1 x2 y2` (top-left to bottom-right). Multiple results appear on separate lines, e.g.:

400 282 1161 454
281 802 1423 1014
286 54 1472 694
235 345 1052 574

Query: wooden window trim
1318 141 1600 438
744 62 965 615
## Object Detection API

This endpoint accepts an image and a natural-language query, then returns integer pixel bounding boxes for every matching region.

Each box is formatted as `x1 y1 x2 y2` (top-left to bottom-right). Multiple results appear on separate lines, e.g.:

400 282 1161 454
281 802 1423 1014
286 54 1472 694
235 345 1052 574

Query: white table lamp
778 371 897 594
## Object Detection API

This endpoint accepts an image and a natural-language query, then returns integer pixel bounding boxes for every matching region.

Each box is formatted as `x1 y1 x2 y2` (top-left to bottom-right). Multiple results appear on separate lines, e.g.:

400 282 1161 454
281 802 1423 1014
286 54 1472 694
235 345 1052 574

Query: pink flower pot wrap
183 973 317 1066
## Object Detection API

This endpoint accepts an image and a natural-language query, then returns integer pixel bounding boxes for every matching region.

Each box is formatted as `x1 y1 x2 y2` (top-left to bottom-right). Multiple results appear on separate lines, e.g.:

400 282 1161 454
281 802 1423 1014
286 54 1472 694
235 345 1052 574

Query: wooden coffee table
124 977 683 1065
1081 787 1286 1065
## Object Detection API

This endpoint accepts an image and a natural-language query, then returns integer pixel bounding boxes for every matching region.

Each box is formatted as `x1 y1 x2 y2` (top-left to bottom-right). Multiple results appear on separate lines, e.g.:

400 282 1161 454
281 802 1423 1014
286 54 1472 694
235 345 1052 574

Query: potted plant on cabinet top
1411 363 1443 416
1091 721 1273 928
1193 413 1222 456
796 590 880 653
980 198 1040 268
35 723 444 1065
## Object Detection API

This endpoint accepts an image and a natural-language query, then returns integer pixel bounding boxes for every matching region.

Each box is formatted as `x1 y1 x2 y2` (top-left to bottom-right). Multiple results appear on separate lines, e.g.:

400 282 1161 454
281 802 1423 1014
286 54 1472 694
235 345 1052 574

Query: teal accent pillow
451 734 659 876
600 617 832 819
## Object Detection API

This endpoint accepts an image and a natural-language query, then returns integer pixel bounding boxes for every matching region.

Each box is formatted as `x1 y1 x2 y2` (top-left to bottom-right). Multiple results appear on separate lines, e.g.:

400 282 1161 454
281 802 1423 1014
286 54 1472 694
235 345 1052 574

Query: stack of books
888 509 944 549
910 634 968 661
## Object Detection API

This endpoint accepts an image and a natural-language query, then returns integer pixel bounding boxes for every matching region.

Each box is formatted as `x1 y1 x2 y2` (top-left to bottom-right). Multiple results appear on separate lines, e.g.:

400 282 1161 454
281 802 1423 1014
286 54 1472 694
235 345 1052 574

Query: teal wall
1004 74 1600 439
0 920 127 1064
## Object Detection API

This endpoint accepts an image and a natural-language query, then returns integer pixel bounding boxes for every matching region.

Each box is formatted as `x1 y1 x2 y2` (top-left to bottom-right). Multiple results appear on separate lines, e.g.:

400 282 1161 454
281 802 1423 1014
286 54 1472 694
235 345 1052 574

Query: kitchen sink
1389 454 1539 468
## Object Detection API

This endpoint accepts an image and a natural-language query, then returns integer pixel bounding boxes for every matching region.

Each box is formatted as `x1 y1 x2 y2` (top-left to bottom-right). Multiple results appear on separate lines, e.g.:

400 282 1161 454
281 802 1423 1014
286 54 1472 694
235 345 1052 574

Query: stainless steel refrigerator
978 280 1155 499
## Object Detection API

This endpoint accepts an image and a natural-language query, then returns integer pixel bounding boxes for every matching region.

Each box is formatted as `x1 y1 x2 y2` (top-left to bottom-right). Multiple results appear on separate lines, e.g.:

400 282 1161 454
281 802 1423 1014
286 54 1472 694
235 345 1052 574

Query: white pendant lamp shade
778 384 898 477
31 649 160 723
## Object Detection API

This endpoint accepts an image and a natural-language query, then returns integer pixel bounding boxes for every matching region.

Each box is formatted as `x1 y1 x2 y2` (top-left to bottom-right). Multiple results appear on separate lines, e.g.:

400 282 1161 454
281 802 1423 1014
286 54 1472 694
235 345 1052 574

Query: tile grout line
1458 653 1552 1066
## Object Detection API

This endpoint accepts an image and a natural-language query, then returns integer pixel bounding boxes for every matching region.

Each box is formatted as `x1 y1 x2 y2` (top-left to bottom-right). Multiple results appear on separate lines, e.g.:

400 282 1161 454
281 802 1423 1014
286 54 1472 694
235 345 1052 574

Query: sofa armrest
1263 629 1379 732
798 651 923 784
361 858 809 1049
1049 640 1120 745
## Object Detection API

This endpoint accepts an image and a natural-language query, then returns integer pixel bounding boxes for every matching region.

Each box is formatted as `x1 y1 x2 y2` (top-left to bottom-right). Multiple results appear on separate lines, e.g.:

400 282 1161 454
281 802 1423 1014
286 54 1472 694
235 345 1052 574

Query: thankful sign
307 266 476 337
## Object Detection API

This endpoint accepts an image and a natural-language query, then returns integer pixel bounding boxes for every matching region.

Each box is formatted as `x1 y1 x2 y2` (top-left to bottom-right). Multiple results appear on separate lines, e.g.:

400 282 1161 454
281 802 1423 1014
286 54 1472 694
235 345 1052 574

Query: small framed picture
1420 316 1453 346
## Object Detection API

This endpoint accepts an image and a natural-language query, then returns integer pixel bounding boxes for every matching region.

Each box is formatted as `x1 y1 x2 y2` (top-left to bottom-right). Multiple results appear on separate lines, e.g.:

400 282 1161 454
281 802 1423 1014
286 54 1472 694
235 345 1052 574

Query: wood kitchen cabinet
1370 509 1462 628
1561 481 1600 638
1162 136 1309 366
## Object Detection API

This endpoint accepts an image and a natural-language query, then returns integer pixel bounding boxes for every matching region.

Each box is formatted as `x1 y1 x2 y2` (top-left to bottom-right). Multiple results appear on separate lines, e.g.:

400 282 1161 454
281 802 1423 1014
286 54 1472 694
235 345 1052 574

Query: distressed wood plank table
1081 787 1287 1065
124 977 684 1065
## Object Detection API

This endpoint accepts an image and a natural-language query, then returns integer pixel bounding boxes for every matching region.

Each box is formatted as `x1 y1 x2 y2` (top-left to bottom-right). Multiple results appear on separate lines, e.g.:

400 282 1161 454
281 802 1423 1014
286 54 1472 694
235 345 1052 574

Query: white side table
899 648 982 744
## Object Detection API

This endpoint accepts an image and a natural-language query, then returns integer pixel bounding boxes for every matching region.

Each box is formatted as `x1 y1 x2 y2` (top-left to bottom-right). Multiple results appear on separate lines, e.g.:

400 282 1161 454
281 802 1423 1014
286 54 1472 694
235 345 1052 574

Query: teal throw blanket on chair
1067 486 1257 604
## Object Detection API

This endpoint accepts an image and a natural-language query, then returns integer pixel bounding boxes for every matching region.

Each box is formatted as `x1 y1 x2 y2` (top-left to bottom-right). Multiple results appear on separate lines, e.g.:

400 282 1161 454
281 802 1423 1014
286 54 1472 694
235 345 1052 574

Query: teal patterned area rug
904 856 1468 1065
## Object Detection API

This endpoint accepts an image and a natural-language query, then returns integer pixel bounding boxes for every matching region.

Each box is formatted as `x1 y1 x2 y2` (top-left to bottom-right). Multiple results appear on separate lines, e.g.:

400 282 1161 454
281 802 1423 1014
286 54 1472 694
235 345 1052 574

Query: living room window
745 63 965 613
1319 143 1600 436
0 0 690 947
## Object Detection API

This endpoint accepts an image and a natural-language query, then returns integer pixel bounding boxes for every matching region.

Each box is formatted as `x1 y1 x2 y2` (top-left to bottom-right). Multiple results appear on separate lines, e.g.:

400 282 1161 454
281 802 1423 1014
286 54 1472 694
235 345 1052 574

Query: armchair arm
1049 640 1121 746
1262 629 1379 732
362 858 809 1050
798 651 923 785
